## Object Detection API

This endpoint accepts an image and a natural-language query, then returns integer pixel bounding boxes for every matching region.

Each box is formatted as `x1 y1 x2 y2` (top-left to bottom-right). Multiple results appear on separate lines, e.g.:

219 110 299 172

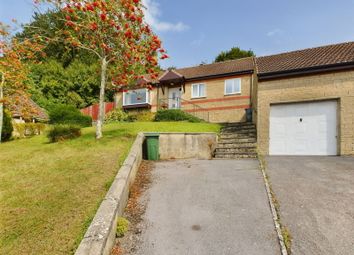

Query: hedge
154 109 202 123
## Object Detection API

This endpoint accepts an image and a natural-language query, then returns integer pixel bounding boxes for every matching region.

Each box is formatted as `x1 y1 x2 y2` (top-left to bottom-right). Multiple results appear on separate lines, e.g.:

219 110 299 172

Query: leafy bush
47 125 81 143
154 109 202 123
49 105 92 127
128 111 155 122
104 109 129 123
1 109 13 142
12 123 46 138
116 217 129 238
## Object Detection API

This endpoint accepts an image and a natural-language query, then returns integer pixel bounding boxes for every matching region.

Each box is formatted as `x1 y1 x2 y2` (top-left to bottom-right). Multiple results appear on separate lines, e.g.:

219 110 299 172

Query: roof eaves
185 69 254 82
258 61 354 81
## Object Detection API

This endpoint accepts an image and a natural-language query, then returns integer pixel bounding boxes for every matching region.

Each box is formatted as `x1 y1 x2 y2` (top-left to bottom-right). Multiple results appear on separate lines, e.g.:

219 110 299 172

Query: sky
2 0 354 69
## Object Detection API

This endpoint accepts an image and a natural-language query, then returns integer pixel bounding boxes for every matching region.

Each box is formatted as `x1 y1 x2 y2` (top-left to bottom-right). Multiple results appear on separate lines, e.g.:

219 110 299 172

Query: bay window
123 88 150 106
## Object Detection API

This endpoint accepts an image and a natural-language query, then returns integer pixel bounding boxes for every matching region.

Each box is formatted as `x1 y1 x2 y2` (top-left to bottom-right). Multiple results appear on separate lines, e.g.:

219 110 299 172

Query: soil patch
111 160 154 255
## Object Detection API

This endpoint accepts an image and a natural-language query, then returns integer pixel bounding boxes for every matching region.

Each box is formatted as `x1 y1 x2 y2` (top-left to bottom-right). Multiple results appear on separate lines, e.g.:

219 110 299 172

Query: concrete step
215 153 257 159
220 133 256 139
223 122 255 127
218 137 257 144
215 147 257 153
221 126 256 132
216 142 257 148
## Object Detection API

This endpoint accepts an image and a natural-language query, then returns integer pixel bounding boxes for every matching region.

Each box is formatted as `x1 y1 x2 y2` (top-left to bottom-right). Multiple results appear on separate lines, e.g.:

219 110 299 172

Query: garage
269 100 337 155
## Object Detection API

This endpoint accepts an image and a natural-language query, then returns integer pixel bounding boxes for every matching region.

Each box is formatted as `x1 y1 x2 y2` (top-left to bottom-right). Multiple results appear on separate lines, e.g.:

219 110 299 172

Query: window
191 83 206 98
225 78 241 95
123 88 150 106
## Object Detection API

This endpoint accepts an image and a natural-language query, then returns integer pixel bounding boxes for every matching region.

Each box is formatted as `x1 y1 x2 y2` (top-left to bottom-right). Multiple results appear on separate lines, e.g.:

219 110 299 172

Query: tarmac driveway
135 159 280 255
266 156 354 255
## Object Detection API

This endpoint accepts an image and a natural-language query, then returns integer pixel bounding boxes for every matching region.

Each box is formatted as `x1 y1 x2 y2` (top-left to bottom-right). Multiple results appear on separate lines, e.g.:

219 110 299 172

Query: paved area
266 156 354 255
135 159 280 255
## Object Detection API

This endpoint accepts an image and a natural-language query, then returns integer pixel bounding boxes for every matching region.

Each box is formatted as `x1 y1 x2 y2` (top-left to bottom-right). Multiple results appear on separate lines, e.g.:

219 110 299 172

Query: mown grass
0 122 220 255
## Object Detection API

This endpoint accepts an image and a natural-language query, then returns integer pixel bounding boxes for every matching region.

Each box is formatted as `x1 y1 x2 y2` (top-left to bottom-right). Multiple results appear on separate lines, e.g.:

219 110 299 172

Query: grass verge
0 122 220 255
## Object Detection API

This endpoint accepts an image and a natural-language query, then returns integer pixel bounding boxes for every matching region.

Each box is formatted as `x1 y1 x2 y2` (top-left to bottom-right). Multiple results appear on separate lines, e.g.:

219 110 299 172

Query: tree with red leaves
32 0 168 139
0 22 44 143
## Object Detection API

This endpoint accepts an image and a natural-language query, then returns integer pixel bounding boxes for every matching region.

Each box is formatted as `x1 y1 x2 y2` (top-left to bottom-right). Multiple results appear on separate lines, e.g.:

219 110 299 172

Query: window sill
224 93 241 96
122 103 151 109
191 96 207 100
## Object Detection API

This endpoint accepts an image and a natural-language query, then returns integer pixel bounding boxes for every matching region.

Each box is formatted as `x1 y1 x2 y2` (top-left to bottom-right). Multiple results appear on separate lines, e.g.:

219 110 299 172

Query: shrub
12 123 46 138
128 111 155 122
154 109 202 123
49 105 92 127
104 109 129 123
47 125 81 143
116 217 129 238
1 109 13 142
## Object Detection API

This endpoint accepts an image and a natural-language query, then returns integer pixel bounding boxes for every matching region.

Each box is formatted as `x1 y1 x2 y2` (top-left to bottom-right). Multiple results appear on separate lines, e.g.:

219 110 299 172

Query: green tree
215 47 255 62
32 0 167 139
28 59 110 109
18 11 108 109
17 11 97 67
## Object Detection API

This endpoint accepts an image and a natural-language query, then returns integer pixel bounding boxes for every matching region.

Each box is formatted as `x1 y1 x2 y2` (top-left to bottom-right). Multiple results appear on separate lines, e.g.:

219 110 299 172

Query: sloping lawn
0 122 220 255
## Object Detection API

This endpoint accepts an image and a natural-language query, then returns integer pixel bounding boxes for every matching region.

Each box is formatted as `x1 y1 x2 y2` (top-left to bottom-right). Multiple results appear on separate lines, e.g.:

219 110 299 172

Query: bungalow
115 41 354 156
9 95 48 123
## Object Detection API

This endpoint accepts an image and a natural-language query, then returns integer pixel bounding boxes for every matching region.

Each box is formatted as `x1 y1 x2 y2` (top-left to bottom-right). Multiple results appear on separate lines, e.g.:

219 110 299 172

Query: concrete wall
75 133 145 255
257 70 354 155
158 133 218 160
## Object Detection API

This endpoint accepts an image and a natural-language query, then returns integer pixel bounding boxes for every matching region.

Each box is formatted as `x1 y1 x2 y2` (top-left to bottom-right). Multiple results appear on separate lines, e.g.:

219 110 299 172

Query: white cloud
142 0 189 32
267 29 282 37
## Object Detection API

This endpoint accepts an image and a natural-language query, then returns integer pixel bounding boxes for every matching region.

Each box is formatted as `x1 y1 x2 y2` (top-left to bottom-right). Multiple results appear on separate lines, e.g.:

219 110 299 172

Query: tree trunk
96 57 108 139
0 86 3 144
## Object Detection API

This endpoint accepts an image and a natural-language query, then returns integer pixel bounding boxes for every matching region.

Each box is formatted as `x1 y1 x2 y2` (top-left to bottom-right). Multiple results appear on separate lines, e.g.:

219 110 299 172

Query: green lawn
0 122 220 255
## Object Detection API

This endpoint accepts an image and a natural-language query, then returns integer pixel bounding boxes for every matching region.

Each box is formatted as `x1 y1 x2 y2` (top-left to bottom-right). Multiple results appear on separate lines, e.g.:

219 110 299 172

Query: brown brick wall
257 70 354 155
114 74 254 123
180 74 252 123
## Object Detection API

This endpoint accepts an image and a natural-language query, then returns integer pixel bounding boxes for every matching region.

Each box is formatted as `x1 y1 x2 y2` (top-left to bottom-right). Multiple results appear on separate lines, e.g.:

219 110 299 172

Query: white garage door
270 101 337 155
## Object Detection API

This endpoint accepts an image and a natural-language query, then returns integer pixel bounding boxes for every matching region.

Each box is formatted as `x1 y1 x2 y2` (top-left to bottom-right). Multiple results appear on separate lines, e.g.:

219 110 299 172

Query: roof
9 95 48 120
127 41 354 86
175 57 254 80
159 69 184 82
256 41 354 78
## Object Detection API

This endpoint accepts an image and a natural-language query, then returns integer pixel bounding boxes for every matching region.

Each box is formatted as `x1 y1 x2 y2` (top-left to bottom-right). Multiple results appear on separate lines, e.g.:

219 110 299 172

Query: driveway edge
75 133 145 255
258 155 289 255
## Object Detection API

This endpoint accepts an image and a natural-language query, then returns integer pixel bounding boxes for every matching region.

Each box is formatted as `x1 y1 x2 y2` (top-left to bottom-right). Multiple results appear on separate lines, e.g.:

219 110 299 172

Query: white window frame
122 88 150 106
191 83 206 99
224 78 242 95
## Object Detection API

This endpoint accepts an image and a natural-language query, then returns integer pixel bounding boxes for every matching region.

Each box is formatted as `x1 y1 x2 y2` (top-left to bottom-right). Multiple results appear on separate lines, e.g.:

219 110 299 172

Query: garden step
215 147 257 153
222 122 255 127
214 153 258 159
217 143 257 148
218 138 257 144
220 133 256 139
221 129 257 134
221 126 256 132
216 143 257 149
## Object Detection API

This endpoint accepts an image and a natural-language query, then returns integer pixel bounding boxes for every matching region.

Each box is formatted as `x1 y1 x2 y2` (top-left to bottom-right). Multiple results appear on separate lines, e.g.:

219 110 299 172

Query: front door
168 87 181 109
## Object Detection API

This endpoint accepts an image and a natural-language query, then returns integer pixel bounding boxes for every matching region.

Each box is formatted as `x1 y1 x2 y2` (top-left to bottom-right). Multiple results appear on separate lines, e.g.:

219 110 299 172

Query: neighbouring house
114 41 354 156
8 95 48 123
